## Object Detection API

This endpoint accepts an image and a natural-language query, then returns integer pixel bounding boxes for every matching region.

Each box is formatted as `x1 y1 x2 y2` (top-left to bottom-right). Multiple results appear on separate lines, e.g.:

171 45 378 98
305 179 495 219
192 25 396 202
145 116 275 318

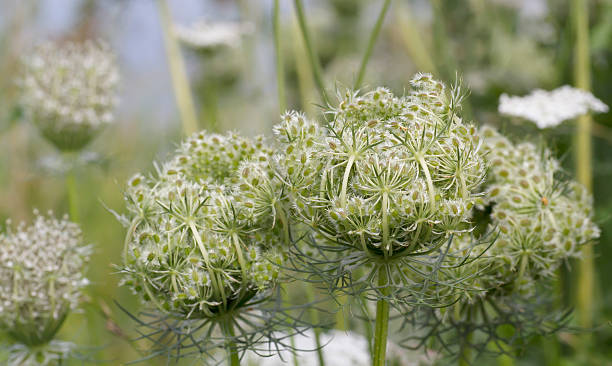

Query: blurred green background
1 0 611 364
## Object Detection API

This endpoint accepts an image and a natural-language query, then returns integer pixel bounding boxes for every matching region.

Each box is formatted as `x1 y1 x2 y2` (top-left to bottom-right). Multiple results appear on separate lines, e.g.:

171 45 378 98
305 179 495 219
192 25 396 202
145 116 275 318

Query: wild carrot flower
119 131 290 362
421 126 600 360
498 85 608 129
0 211 91 365
20 40 119 151
274 73 487 365
275 73 485 301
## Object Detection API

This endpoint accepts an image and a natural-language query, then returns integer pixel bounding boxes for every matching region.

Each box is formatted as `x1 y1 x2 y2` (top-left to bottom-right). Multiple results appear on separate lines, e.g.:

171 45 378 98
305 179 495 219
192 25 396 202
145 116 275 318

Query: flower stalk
571 0 595 350
372 267 390 366
293 0 328 104
354 0 392 89
156 0 199 135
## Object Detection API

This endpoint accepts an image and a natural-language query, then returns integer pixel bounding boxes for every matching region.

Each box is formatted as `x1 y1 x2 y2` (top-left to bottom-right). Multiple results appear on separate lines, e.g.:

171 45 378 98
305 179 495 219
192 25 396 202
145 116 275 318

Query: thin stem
65 160 79 223
340 155 356 207
156 0 198 135
280 285 300 366
354 0 392 89
305 284 325 366
373 266 390 366
292 19 316 116
202 76 218 131
571 0 595 351
293 0 329 104
273 0 287 113
221 318 240 366
382 192 390 255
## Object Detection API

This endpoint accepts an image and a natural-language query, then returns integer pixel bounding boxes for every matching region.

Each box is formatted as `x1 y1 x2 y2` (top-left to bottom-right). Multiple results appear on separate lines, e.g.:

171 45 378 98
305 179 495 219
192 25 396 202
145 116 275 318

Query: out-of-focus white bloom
245 330 436 366
498 85 609 129
174 20 253 50
0 211 90 359
20 40 119 151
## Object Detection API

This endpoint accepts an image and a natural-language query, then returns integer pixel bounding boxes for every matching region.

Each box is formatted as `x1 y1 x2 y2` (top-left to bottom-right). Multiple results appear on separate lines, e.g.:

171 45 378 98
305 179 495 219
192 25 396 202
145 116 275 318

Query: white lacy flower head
20 40 119 151
498 85 608 129
0 211 91 347
174 20 253 50
245 330 437 366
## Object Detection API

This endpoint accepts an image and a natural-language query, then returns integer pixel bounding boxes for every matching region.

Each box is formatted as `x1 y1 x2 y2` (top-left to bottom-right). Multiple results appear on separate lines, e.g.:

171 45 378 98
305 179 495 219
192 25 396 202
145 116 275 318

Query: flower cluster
421 125 600 358
0 211 90 347
20 40 119 151
470 126 599 297
120 131 287 319
274 73 486 303
498 85 608 129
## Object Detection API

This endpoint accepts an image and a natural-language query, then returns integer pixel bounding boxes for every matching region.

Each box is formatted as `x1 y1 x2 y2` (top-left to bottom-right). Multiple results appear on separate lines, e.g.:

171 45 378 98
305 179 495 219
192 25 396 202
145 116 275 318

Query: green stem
293 0 329 104
418 155 436 206
156 0 198 135
273 0 286 113
203 77 218 131
340 155 355 207
65 163 79 223
382 192 390 255
373 267 390 366
221 318 240 366
305 284 325 366
571 0 594 351
459 334 472 366
281 285 300 366
354 0 392 89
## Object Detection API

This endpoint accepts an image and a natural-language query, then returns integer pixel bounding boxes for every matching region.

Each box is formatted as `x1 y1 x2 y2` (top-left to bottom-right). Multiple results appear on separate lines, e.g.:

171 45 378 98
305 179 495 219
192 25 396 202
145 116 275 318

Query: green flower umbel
0 211 91 365
423 126 600 362
20 40 119 151
119 131 288 363
275 73 485 294
274 74 486 365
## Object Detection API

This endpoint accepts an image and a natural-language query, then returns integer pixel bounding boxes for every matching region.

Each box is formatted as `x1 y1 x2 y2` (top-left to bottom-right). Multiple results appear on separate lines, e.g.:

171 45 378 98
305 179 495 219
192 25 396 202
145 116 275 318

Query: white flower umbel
120 131 290 364
20 40 119 151
174 20 253 50
0 211 91 365
498 85 608 129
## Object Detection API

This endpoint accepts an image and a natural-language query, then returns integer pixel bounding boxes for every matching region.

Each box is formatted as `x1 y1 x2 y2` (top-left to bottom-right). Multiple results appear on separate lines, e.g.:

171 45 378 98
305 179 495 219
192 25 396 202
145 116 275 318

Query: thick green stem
571 0 595 351
305 284 326 366
459 334 472 366
373 267 390 366
293 0 328 104
221 318 240 366
354 0 392 89
273 0 286 113
156 0 198 135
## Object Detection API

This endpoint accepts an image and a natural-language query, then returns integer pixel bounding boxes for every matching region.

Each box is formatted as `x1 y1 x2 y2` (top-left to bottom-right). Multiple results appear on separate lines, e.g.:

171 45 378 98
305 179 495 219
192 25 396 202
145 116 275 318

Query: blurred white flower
498 85 609 129
174 20 253 50
0 211 90 351
20 40 119 151
245 330 436 366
